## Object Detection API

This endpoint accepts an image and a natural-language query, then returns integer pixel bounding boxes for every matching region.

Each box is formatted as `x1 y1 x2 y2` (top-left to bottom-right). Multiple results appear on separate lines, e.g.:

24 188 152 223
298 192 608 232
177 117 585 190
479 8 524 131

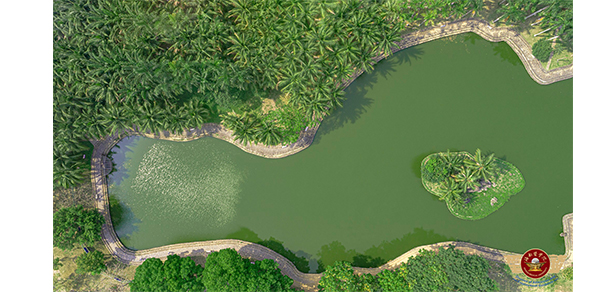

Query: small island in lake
421 149 525 220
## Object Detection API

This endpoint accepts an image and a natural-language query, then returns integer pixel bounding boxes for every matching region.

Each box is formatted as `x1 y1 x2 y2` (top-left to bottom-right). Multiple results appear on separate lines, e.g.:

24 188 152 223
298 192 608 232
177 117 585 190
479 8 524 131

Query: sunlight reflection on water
132 142 242 228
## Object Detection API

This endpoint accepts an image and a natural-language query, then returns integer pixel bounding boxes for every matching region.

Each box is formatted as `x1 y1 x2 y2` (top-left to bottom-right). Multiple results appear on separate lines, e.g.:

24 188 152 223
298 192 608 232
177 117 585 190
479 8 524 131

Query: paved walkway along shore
90 18 573 292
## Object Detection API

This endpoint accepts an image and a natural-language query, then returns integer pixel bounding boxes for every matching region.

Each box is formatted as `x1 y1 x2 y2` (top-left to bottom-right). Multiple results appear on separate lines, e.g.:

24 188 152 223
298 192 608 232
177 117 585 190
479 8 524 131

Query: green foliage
262 105 309 144
453 167 481 193
421 150 525 220
498 1 573 52
318 261 360 292
532 39 553 62
52 0 490 177
378 246 497 291
257 237 310 273
75 250 107 275
464 148 497 182
422 157 450 183
440 149 463 175
53 140 93 189
398 0 485 28
53 205 105 250
378 264 410 291
559 266 573 281
130 255 205 292
202 248 294 292
438 178 464 203
53 257 63 270
318 261 384 292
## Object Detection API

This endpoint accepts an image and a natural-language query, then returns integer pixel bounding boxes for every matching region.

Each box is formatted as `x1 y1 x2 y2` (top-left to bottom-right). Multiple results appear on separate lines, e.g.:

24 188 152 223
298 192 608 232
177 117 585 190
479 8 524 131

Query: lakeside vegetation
53 205 105 250
485 0 573 67
421 149 525 220
53 0 491 189
318 245 498 291
131 249 294 292
53 1 572 290
53 0 573 189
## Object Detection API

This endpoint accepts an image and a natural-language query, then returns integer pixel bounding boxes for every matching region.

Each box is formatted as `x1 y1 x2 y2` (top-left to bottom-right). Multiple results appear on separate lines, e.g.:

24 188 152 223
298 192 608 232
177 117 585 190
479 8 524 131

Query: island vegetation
421 149 525 220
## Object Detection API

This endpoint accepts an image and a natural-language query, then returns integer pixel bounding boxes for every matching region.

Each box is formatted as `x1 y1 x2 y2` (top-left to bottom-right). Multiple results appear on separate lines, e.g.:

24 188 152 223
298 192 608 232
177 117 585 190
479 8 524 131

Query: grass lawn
421 151 525 220
53 240 136 292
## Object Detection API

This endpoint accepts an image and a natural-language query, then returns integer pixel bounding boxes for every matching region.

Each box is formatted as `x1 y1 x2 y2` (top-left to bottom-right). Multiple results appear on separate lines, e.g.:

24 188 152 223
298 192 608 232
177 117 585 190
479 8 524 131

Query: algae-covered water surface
108 33 572 269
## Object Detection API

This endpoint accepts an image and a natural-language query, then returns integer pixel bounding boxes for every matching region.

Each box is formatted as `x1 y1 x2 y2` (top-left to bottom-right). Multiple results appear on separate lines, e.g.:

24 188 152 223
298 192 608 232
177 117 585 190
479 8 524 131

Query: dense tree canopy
130 249 294 292
75 250 107 275
202 248 295 292
496 0 573 51
318 261 369 291
53 205 105 250
130 255 205 292
53 0 487 189
319 245 497 291
532 38 553 62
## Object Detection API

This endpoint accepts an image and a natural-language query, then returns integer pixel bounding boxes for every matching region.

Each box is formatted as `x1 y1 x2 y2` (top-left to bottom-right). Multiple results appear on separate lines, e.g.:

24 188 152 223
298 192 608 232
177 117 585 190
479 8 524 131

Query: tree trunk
534 26 553 37
525 6 549 20
493 14 505 23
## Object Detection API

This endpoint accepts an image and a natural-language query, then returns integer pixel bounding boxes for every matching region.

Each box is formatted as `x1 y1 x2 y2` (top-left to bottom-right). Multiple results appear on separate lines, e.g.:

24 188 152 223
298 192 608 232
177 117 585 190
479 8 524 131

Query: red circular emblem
520 248 550 278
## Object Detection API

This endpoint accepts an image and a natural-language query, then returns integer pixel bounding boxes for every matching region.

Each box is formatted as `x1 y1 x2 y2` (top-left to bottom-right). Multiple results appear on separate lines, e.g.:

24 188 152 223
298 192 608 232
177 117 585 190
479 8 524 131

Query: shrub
532 39 553 62
53 205 105 250
75 250 107 275
423 157 450 183
53 258 63 270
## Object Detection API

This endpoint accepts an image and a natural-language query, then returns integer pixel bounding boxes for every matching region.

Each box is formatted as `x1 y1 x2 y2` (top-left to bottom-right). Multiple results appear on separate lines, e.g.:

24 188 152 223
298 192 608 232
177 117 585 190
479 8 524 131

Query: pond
108 33 572 271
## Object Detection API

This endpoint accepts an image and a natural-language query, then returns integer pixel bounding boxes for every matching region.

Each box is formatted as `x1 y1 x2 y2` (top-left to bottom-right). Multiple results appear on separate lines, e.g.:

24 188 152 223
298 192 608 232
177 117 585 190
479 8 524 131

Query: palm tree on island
421 148 525 220
438 178 463 204
464 148 497 183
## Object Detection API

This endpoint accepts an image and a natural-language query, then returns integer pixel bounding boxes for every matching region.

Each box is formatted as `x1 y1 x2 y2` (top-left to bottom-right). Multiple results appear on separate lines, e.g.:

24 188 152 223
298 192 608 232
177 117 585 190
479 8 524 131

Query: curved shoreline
89 17 573 291
113 18 573 160
90 131 573 290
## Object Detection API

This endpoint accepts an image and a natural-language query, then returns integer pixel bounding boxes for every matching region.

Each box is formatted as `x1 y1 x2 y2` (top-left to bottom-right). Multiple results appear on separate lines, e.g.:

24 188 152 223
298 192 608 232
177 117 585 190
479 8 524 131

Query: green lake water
108 33 572 271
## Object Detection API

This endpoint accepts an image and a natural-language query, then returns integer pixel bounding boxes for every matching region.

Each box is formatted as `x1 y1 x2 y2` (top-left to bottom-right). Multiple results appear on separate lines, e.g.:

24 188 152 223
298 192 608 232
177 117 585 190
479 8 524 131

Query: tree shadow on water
107 136 140 186
316 227 454 272
462 32 484 45
225 227 312 273
314 47 424 144
110 201 142 245
492 42 521 66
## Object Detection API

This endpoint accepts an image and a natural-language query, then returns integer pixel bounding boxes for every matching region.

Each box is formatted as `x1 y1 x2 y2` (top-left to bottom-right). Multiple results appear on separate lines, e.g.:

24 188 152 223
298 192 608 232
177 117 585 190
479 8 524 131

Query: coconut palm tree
255 120 283 146
54 159 87 189
453 167 480 193
464 149 497 182
183 100 211 129
438 178 463 203
221 112 261 145
440 150 463 175
100 105 130 136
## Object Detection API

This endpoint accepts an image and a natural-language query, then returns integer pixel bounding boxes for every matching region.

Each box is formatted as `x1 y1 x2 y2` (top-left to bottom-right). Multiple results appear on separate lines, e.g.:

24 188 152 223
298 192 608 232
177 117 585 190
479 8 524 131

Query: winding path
90 18 573 291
